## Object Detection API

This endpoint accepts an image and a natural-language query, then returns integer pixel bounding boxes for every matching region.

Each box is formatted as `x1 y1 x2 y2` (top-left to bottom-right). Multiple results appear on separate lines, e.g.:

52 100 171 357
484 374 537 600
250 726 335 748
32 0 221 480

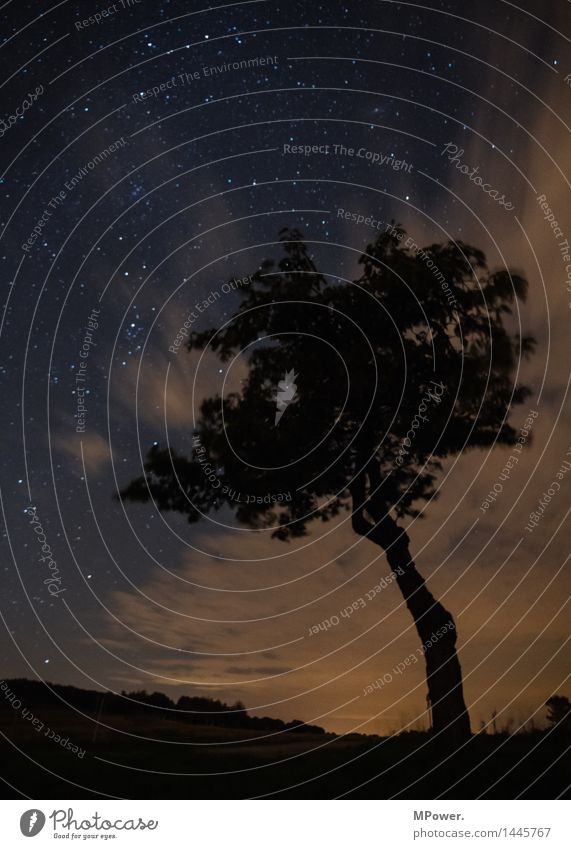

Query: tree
119 226 535 746
125 690 175 711
545 696 571 732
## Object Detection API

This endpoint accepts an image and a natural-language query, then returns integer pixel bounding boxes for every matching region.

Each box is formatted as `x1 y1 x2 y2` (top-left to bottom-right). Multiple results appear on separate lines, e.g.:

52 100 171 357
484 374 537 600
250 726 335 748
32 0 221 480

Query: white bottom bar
1 799 569 848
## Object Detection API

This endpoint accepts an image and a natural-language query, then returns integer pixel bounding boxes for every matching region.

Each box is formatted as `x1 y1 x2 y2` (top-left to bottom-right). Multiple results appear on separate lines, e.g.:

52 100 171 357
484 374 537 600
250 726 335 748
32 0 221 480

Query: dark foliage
119 226 534 540
0 679 326 734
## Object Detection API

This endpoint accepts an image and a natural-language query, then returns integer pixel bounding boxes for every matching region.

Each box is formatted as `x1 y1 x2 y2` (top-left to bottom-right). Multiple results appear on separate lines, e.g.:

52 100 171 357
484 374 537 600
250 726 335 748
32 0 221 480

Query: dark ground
1 709 568 799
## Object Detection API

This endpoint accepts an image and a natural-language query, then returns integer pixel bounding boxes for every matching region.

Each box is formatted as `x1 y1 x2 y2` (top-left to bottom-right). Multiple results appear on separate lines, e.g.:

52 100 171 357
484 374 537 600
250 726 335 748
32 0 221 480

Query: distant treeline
0 679 327 735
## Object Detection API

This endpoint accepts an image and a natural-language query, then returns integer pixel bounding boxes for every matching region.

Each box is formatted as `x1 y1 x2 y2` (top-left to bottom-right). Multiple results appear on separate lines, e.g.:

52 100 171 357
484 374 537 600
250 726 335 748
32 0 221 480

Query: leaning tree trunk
352 476 471 745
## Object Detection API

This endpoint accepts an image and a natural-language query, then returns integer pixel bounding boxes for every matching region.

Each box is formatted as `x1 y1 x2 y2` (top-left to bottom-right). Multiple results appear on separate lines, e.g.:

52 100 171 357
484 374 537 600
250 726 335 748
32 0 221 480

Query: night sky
1 0 570 744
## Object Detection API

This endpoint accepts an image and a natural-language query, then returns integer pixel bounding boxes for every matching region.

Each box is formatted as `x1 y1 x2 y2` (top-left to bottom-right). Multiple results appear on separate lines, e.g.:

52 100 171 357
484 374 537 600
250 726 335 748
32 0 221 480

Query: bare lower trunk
382 523 471 743
352 482 471 744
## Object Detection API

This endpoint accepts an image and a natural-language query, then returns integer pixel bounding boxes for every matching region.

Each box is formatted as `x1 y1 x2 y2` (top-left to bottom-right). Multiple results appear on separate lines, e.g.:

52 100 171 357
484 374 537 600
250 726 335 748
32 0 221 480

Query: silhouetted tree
545 696 571 732
120 226 535 746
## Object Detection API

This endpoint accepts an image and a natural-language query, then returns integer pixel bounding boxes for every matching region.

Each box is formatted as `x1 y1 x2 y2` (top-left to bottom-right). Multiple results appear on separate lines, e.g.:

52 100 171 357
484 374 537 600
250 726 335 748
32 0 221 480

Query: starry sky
1 0 570 739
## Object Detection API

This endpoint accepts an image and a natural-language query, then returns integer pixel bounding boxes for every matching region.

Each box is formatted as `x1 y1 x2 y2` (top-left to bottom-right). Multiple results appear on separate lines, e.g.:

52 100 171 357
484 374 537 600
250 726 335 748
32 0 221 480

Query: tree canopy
120 226 534 540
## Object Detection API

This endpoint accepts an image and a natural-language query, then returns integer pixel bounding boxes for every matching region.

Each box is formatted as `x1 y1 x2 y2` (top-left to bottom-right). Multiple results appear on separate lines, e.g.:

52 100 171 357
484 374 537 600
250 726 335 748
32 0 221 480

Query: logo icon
275 369 297 425
20 810 46 837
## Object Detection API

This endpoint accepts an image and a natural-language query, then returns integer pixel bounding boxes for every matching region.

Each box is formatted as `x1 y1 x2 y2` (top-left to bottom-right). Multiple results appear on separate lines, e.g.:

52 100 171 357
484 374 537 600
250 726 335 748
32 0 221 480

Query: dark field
1 709 568 799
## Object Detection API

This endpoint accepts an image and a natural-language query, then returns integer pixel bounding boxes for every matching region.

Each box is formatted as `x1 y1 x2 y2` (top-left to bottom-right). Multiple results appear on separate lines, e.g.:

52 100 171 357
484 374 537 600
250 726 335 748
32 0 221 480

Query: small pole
92 693 105 744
